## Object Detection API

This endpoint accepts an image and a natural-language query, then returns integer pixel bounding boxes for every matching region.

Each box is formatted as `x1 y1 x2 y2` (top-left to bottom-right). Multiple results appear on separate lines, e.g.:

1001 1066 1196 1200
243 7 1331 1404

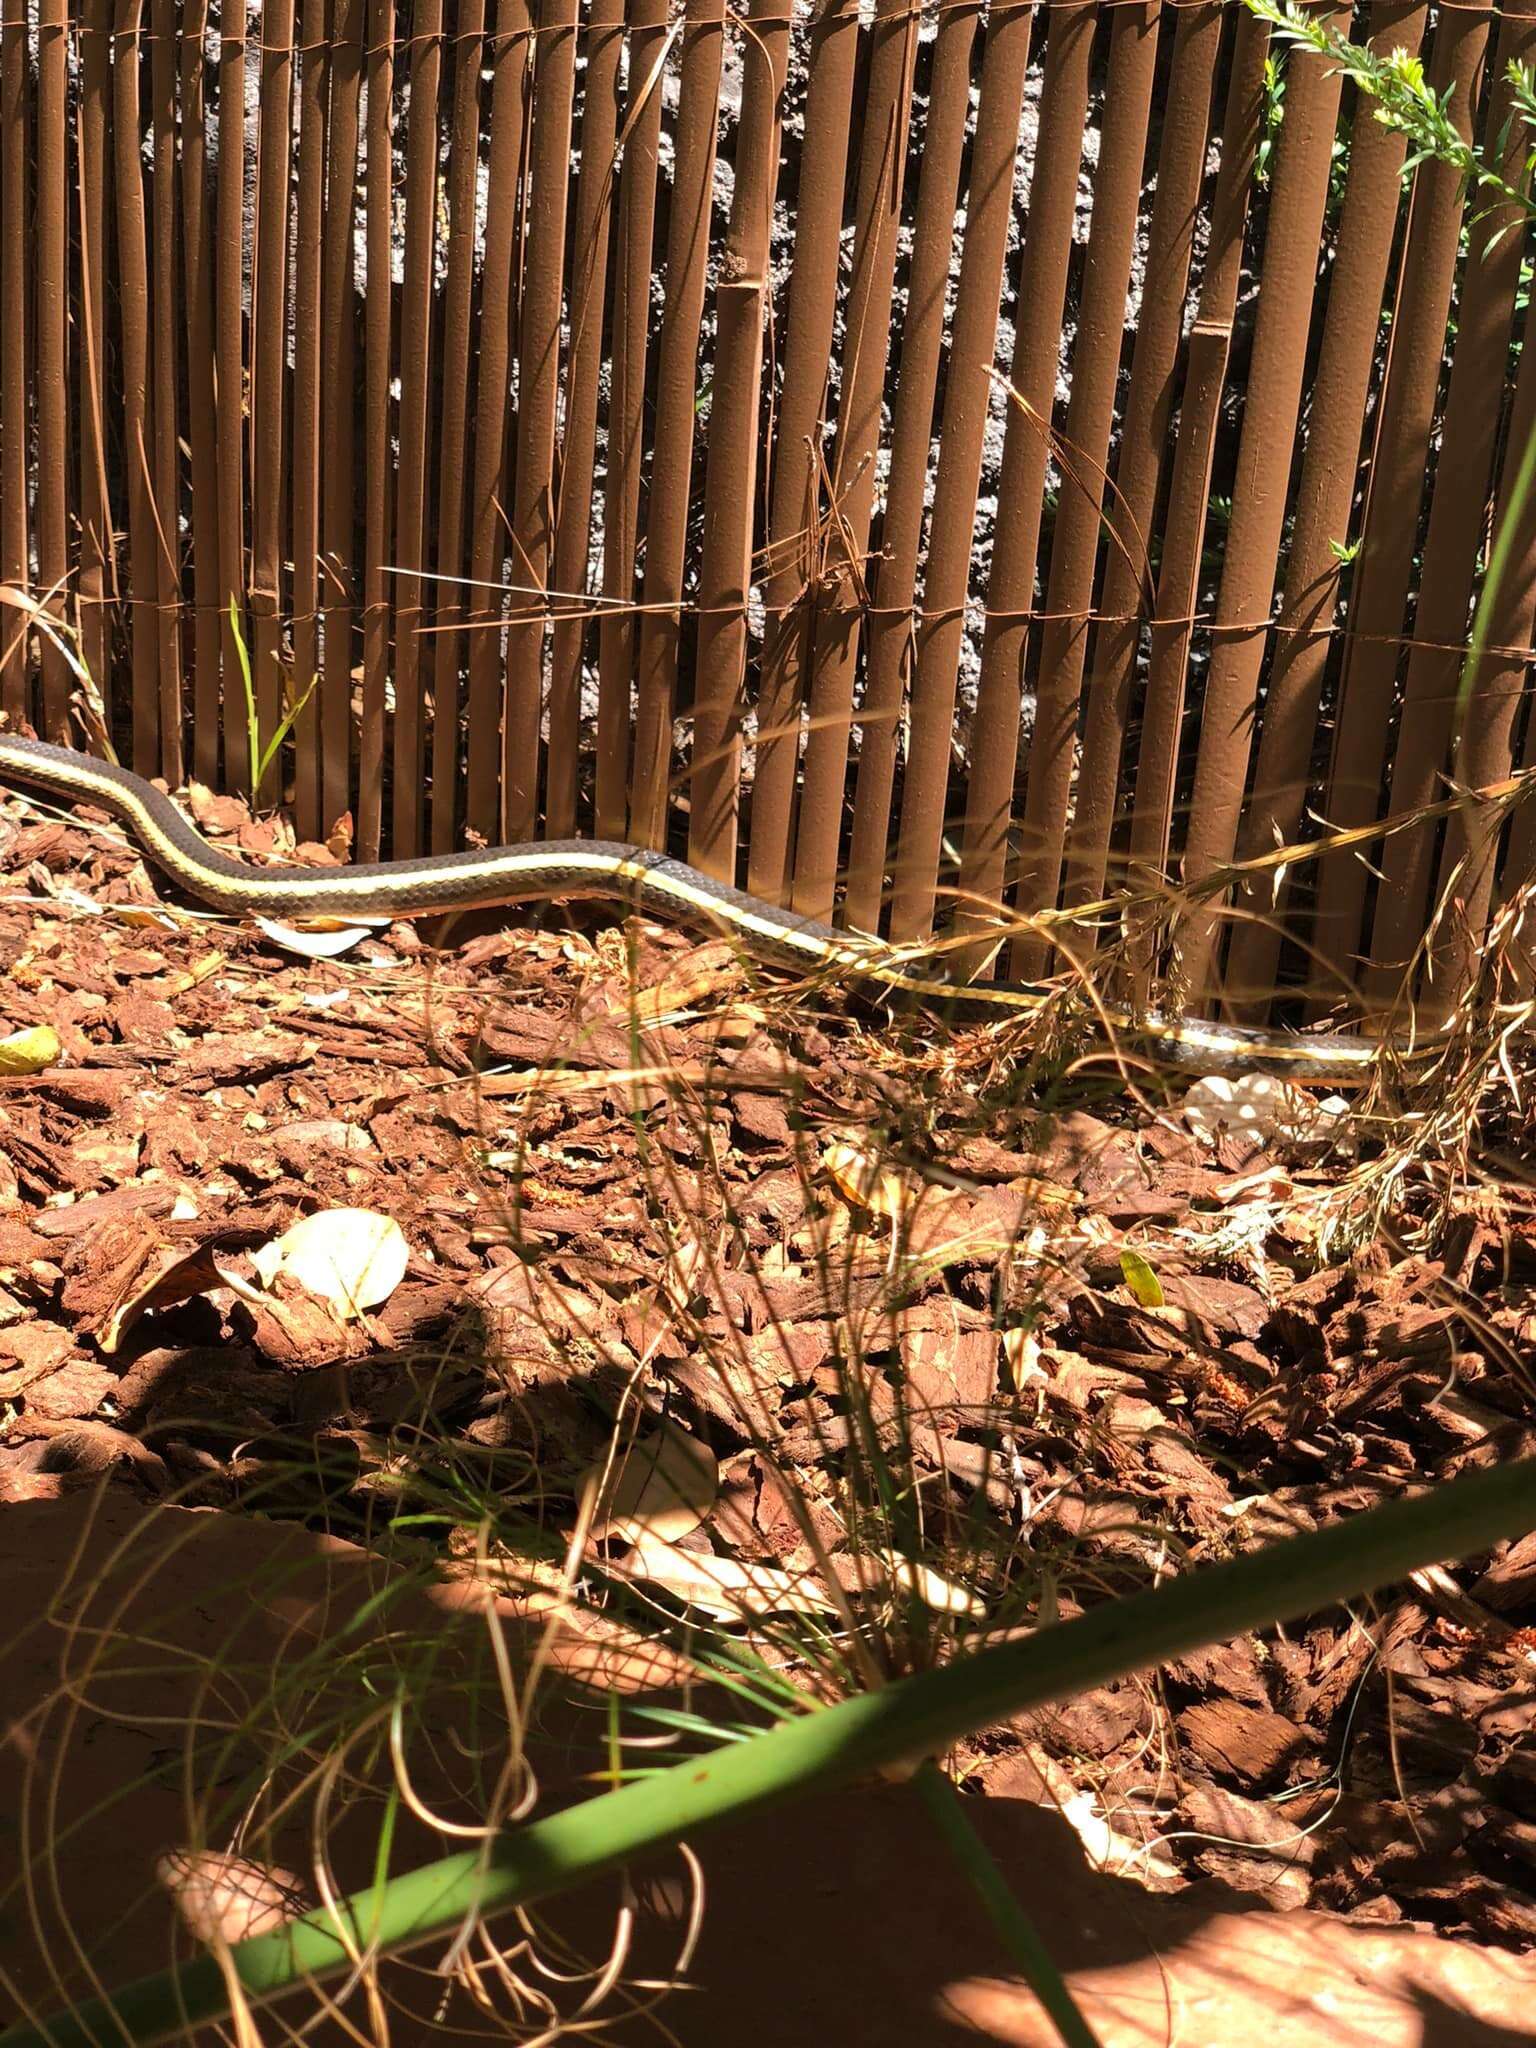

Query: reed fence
0 0 1532 1017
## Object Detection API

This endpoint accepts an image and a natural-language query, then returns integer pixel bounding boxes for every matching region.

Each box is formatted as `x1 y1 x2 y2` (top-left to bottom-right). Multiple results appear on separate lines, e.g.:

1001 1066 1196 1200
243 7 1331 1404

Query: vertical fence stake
359 0 395 859
630 0 724 852
251 0 298 805
320 0 364 838
1223 0 1428 1019
215 0 249 792
1065 0 1223 921
428 0 489 855
1009 0 1160 982
594 0 668 840
547 0 625 842
1176 3 1347 1005
843 0 982 935
291 0 329 841
182 0 223 784
791 0 918 921
749 0 861 906
76 0 115 728
150 0 184 786
942 0 1092 959
391 0 442 856
36 0 69 739
464 0 532 844
1124 9 1267 999
1308 3 1491 1010
503 0 579 842
1355 0 1536 1014
689 0 792 883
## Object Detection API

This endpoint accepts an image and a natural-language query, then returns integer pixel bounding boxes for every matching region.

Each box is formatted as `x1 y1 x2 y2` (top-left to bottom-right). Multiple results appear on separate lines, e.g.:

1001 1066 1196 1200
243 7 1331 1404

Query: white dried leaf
618 1532 835 1620
1181 1073 1349 1152
585 1421 719 1544
252 914 380 958
253 1208 409 1316
880 1554 985 1617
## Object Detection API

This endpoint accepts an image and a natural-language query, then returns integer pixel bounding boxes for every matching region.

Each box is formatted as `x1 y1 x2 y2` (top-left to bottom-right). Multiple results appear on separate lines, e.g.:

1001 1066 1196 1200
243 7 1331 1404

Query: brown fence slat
115 0 159 772
1010 0 1160 982
503 0 578 841
216 0 249 791
748 0 860 904
77 0 115 720
320 0 363 836
949 0 1094 952
688 0 792 881
35 0 68 738
842 0 981 934
291 0 329 842
0 0 29 725
546 0 624 841
390 0 442 856
150 0 183 785
790 0 918 918
181 0 222 783
629 0 724 850
427 0 488 854
1359 1 1536 1009
463 0 531 842
251 0 297 801
358 0 395 857
1308 2 1489 1004
593 0 668 839
1222 0 1428 1017
1176 5 1347 1004
1124 8 1267 967
1065 0 1222 914
1432 323 1536 1012
887 0 1043 943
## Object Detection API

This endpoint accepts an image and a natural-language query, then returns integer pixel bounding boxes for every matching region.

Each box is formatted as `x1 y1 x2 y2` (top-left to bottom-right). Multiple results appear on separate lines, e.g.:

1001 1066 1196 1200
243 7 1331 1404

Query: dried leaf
880 1554 986 1617
1002 1323 1046 1390
585 1420 719 1544
1119 1247 1165 1308
821 1135 910 1221
252 914 381 958
252 1208 409 1317
617 1531 835 1620
100 1241 235 1354
157 1850 311 1945
0 1024 60 1075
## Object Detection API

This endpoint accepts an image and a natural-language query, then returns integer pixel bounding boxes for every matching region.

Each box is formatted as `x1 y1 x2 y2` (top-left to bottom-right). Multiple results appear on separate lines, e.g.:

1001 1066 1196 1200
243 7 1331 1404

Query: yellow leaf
0 1024 60 1074
1119 1247 1165 1308
821 1137 909 1221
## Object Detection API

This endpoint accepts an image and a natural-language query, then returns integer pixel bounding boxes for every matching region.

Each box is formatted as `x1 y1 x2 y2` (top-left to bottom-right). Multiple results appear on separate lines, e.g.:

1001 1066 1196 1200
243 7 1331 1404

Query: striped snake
0 733 1397 1082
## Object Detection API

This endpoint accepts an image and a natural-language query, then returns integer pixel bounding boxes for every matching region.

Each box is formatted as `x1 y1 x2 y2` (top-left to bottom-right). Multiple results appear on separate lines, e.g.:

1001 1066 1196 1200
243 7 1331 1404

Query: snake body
0 734 1392 1081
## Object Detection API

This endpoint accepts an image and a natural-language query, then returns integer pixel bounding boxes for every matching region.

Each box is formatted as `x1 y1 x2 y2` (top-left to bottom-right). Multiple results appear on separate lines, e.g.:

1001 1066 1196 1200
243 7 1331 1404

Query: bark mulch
2 782 1535 1956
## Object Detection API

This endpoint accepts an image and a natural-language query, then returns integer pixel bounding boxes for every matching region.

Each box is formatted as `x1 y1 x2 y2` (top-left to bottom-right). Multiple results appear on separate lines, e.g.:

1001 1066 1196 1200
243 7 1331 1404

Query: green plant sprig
228 595 319 802
1244 0 1536 233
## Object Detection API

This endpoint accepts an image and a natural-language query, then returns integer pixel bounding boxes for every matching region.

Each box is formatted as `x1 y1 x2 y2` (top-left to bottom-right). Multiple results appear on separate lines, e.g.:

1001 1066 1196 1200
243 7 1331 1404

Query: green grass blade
6 1451 1532 2048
